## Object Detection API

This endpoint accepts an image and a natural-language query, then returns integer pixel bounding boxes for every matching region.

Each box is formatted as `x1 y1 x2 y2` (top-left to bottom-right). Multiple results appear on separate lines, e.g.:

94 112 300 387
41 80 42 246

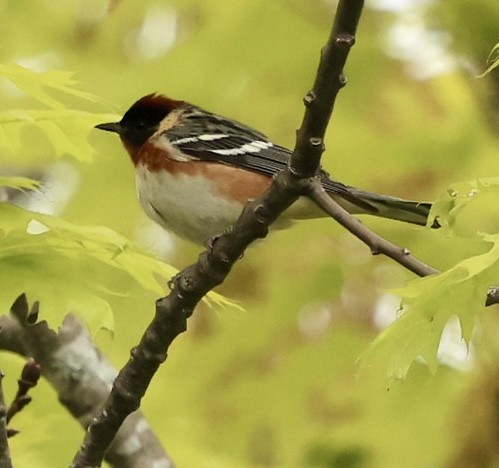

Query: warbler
96 94 432 245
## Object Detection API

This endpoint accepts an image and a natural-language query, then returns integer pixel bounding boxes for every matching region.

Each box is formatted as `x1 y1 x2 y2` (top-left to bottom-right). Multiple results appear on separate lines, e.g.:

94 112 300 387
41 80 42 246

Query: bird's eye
136 121 147 130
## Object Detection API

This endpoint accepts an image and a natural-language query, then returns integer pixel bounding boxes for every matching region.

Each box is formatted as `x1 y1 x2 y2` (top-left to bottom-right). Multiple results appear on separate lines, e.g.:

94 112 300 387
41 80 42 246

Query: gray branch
0 295 172 468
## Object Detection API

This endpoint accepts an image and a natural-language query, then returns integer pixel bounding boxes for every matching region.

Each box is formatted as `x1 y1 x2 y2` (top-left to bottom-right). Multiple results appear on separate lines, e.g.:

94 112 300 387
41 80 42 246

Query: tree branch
291 0 363 177
6 358 41 426
307 181 438 276
307 182 499 306
0 372 12 468
71 1 365 466
0 295 172 468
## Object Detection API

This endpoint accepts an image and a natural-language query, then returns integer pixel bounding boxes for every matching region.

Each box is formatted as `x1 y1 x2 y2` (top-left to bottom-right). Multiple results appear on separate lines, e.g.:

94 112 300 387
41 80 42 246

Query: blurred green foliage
0 0 498 467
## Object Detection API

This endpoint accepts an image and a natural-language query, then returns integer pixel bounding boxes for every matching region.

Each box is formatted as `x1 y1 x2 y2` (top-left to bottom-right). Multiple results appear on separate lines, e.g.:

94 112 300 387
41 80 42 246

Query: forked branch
307 181 438 276
71 1 365 466
307 182 499 306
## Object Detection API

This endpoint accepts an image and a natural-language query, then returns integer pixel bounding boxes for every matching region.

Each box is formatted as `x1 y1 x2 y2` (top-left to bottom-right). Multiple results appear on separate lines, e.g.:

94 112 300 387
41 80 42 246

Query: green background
1 0 498 466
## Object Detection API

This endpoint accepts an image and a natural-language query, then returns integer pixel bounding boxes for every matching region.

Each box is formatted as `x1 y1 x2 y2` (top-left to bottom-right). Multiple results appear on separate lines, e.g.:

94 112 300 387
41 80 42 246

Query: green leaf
430 177 499 236
0 63 101 109
0 63 120 161
0 203 238 333
0 176 40 191
0 108 119 162
477 59 499 78
477 42 499 77
362 178 499 379
360 234 499 379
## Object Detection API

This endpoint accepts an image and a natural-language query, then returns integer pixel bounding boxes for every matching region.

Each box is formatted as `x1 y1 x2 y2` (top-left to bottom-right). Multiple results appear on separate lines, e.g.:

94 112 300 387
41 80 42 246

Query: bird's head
95 93 184 160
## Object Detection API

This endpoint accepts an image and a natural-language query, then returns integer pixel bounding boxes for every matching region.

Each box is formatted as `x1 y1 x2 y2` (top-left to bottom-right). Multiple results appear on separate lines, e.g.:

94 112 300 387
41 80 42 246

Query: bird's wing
160 108 433 226
161 108 351 197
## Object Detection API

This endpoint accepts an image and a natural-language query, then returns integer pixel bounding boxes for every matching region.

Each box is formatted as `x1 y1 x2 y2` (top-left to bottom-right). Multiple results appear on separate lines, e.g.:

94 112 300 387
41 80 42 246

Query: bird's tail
334 187 433 227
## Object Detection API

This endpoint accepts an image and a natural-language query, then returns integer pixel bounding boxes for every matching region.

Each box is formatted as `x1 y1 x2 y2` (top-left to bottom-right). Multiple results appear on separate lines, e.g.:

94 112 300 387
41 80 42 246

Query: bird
96 94 433 245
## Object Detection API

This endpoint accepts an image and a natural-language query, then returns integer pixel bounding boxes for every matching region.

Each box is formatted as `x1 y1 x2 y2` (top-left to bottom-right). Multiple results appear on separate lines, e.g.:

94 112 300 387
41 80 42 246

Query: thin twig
6 358 41 426
308 182 499 306
71 1 365 466
0 372 12 468
308 181 438 276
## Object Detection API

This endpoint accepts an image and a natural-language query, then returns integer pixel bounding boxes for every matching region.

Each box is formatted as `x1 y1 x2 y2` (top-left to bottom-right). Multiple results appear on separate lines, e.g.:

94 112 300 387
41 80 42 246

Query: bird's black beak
95 122 123 134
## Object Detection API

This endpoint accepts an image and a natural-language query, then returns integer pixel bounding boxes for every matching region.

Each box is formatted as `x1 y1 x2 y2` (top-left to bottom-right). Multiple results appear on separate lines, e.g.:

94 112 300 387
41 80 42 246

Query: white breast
135 164 246 245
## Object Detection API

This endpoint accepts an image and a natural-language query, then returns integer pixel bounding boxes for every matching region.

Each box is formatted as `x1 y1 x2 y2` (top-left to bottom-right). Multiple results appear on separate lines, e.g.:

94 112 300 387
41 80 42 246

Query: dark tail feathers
338 187 436 227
